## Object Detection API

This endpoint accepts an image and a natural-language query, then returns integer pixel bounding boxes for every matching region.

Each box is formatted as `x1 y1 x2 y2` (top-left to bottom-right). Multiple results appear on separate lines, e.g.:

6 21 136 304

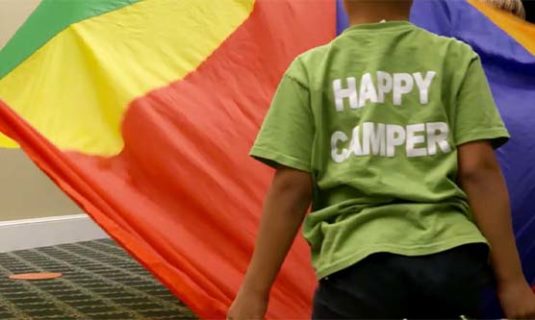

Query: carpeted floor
0 239 196 319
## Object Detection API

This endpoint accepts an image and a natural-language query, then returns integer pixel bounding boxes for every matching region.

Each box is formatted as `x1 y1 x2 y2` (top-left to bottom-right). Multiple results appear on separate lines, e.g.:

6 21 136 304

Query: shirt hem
315 236 488 279
250 146 311 173
456 128 510 148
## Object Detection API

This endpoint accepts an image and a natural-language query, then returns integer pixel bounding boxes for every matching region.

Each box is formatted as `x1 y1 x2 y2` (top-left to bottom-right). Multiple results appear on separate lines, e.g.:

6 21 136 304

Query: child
228 0 535 318
481 0 526 19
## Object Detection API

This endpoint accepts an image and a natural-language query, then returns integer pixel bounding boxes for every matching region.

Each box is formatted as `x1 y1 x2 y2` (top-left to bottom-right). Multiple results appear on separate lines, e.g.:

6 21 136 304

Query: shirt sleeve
250 61 314 172
454 55 510 148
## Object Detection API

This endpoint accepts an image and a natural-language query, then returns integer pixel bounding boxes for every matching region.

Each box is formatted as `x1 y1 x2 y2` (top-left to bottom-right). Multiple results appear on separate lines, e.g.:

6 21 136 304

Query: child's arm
227 166 312 320
458 140 535 319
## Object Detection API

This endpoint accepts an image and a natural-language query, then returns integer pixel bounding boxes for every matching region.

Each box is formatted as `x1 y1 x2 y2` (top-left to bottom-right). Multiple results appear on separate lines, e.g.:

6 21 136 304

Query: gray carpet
0 239 196 319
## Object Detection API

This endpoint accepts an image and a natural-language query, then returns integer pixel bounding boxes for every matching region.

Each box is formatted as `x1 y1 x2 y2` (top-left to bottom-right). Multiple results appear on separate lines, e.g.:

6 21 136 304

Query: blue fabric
336 0 349 35
412 0 535 285
337 0 535 317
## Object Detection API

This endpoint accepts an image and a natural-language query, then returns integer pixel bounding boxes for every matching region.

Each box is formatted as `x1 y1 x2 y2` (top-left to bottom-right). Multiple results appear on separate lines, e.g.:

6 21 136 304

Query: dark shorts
312 244 493 319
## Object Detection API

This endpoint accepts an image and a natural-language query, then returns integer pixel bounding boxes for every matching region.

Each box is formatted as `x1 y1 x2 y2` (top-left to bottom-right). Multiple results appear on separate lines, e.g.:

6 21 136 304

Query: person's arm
458 141 535 319
227 166 312 320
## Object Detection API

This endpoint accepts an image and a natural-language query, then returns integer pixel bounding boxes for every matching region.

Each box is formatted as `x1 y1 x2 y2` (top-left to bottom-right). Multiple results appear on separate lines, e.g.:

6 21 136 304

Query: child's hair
480 0 526 19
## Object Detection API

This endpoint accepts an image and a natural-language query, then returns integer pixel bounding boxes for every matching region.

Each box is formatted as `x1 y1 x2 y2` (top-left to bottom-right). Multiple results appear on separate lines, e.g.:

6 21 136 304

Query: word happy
332 71 437 111
330 71 452 162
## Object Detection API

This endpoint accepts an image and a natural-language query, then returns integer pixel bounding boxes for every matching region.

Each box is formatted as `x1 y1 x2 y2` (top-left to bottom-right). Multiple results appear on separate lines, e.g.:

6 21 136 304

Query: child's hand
498 280 535 319
227 289 268 320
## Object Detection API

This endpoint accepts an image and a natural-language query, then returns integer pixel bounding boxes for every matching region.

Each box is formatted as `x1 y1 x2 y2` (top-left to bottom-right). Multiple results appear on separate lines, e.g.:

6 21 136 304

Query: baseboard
0 214 109 253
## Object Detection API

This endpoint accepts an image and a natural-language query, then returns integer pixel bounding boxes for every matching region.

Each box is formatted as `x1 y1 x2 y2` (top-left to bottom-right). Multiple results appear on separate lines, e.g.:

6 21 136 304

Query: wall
0 0 80 221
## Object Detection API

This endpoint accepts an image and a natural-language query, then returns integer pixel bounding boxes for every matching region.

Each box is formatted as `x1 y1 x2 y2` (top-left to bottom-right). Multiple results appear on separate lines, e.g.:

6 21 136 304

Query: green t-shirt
250 21 509 278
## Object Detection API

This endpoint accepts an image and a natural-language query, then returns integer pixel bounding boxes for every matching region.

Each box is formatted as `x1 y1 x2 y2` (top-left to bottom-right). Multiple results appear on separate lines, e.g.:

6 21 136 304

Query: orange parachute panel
0 0 336 318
